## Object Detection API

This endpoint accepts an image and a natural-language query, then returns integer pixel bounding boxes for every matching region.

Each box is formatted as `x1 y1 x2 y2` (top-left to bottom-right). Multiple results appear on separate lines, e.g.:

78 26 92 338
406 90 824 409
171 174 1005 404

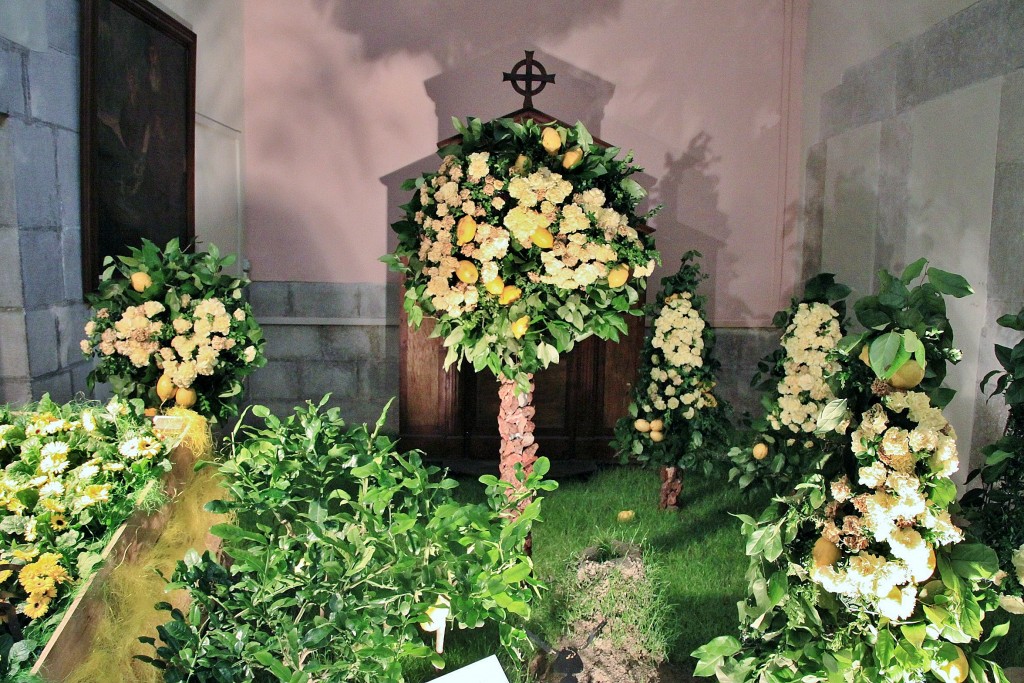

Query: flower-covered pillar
612 252 731 509
386 113 659 514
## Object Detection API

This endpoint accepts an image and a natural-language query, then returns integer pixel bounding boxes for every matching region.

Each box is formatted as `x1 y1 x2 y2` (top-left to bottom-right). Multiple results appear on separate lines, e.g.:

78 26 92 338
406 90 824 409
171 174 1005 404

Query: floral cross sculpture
386 116 659 498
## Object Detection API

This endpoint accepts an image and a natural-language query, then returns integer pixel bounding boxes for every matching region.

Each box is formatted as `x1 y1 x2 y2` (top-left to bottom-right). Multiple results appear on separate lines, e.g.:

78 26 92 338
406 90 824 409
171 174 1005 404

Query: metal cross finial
503 51 555 110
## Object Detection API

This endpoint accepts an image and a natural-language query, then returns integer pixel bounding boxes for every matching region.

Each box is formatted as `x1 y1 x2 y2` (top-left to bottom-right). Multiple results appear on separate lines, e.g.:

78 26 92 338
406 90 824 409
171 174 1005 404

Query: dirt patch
531 542 695 683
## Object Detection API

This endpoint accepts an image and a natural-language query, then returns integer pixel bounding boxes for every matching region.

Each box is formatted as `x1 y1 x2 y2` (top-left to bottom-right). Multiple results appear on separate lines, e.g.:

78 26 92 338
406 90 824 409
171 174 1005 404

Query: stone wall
247 281 401 430
803 0 1024 468
0 0 92 404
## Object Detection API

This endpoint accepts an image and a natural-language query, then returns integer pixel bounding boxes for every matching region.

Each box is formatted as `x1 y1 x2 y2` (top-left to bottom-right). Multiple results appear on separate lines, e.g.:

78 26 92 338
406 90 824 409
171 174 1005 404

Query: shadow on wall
312 0 624 66
650 131 745 324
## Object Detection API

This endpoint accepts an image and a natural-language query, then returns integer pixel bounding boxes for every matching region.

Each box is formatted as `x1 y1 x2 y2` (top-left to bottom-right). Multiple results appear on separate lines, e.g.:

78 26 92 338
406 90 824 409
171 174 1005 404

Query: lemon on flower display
130 271 152 292
498 285 522 305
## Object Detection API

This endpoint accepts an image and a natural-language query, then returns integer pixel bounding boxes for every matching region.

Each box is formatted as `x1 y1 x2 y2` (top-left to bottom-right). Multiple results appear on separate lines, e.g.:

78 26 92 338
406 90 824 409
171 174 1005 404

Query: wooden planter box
31 440 202 681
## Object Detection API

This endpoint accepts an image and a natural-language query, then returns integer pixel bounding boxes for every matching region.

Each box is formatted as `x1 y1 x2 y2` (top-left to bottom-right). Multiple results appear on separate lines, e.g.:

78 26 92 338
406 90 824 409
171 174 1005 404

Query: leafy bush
962 307 1024 612
142 398 555 682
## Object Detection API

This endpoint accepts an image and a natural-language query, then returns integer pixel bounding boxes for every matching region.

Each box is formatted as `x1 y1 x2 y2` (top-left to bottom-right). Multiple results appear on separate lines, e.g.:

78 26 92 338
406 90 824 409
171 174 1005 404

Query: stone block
12 120 59 228
46 0 78 55
0 310 29 378
0 227 23 308
989 162 1024 301
801 142 826 282
27 49 78 130
300 362 357 401
31 369 72 402
0 377 31 404
0 45 25 116
25 307 60 376
248 360 300 401
997 69 1024 163
248 281 291 317
360 361 399 404
56 302 89 368
357 282 387 319
875 116 912 274
19 229 65 307
712 328 779 419
320 326 376 361
823 46 900 138
55 127 79 227
69 358 93 397
61 227 82 301
262 324 321 361
291 282 359 318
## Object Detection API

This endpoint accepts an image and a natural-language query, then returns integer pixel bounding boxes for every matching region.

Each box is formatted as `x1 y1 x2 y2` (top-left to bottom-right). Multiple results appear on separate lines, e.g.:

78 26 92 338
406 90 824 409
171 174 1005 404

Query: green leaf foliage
142 399 555 682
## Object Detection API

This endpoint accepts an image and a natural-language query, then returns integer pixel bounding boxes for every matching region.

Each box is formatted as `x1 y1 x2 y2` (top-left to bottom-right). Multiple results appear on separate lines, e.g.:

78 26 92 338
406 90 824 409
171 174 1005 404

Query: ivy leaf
900 257 928 284
948 543 998 580
869 332 903 378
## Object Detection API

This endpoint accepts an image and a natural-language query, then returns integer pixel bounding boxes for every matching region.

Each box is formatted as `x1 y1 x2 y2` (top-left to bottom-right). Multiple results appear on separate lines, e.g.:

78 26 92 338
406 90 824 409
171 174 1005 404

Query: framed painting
80 0 196 291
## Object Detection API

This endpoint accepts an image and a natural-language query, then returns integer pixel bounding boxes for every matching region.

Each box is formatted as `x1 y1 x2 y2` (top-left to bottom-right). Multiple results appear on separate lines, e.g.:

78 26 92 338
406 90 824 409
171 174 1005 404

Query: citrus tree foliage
962 306 1024 614
142 398 556 682
727 274 850 496
611 251 730 472
695 263 1011 683
82 239 266 422
0 396 170 681
384 117 660 393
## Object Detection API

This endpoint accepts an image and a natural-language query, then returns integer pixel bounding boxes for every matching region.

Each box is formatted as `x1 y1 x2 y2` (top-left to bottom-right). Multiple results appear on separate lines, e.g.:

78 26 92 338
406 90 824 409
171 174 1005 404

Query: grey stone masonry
821 0 1024 140
247 281 401 431
0 2 92 407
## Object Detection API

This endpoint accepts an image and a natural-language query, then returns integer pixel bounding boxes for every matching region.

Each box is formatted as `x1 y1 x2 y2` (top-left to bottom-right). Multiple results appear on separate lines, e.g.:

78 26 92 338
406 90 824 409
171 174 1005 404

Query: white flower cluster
769 302 842 433
811 393 963 621
641 292 716 421
1014 544 1024 583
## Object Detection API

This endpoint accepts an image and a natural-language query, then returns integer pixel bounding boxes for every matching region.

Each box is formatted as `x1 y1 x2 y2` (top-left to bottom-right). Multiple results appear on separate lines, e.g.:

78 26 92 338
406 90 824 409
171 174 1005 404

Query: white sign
428 655 510 683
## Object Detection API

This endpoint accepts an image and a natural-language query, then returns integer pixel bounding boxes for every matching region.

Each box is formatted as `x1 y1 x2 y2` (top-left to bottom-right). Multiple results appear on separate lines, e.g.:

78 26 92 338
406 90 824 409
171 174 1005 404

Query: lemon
532 227 554 249
512 154 530 175
890 359 925 390
156 375 176 402
562 147 584 169
649 430 664 443
485 277 505 296
511 315 530 339
498 285 522 305
174 387 197 408
649 419 664 432
634 419 651 433
931 646 968 683
752 443 769 460
130 272 152 292
607 265 629 288
858 344 871 367
456 216 477 245
541 126 561 154
811 537 841 569
617 510 635 523
455 260 479 284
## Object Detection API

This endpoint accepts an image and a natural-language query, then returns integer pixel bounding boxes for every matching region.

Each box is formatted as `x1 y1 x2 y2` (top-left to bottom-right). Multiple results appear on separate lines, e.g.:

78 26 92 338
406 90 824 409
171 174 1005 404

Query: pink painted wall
244 0 807 327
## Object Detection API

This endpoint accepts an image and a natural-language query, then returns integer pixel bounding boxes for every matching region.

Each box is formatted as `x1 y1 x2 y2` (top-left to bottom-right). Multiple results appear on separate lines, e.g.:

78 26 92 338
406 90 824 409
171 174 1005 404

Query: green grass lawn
408 466 1024 682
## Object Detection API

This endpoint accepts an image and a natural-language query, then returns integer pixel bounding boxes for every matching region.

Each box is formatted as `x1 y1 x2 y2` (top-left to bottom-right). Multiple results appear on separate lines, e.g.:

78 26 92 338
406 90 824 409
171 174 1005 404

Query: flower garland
695 263 1009 683
0 395 171 679
726 274 851 496
810 391 963 621
612 252 729 479
386 117 659 392
770 302 843 434
82 239 266 422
